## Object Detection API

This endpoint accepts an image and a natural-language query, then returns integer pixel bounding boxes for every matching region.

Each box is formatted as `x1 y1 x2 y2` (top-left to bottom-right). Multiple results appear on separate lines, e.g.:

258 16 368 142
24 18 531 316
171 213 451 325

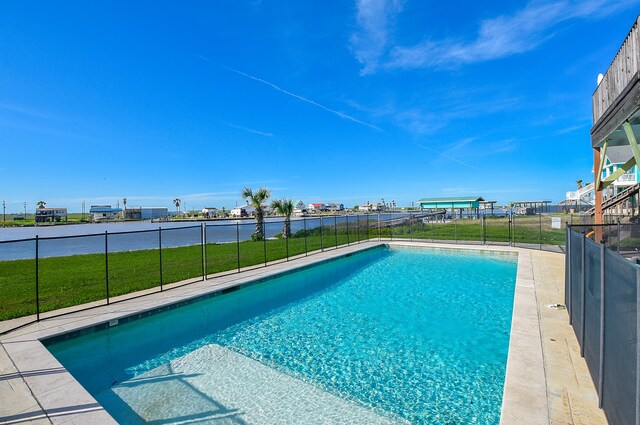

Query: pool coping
0 241 555 424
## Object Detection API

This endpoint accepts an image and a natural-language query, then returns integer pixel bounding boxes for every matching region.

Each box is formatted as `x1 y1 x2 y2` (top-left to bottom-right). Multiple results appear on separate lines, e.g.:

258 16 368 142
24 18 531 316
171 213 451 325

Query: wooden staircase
588 183 640 214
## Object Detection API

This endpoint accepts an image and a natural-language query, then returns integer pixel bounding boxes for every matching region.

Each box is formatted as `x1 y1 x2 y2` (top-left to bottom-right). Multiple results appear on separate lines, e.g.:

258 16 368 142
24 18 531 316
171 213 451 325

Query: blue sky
1 0 639 212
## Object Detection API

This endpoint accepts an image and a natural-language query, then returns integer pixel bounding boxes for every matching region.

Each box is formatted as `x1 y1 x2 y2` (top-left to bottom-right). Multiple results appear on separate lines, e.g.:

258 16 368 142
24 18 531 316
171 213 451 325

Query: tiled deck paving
0 241 607 424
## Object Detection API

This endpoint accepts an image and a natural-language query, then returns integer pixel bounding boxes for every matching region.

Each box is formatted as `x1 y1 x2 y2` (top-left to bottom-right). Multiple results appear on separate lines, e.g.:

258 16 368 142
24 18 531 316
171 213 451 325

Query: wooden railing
593 15 640 125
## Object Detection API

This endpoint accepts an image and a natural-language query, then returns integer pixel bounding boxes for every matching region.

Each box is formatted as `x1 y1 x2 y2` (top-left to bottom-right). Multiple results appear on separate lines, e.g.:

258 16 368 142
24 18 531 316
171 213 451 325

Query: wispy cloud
350 0 404 75
352 0 638 73
223 121 273 137
196 55 383 131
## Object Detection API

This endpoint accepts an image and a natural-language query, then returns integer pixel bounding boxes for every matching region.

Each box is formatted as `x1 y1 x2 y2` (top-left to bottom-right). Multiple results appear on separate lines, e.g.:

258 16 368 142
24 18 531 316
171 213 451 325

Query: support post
286 222 290 260
356 214 360 243
105 231 110 304
378 212 381 241
594 147 604 242
598 241 605 407
320 217 324 251
617 220 621 254
334 215 338 248
35 235 40 321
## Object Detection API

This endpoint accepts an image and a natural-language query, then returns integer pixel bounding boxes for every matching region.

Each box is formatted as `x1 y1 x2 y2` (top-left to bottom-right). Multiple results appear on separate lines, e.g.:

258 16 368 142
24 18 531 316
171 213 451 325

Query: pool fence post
203 224 208 280
35 235 40 322
200 223 205 281
454 217 457 244
303 218 308 256
580 232 586 355
378 213 381 241
508 214 512 247
636 268 640 424
433 216 436 243
236 223 241 272
159 227 163 291
334 215 338 249
356 214 360 243
512 214 516 247
482 214 486 245
263 222 267 266
286 220 290 260
566 226 571 315
320 217 324 251
105 231 110 304
366 213 369 241
346 214 350 245
598 241 605 408
617 220 621 253
539 213 543 250
409 214 412 242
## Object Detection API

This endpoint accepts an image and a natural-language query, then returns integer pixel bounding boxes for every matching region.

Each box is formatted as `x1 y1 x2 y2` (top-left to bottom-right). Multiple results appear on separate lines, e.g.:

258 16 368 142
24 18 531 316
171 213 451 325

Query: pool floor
46 246 518 424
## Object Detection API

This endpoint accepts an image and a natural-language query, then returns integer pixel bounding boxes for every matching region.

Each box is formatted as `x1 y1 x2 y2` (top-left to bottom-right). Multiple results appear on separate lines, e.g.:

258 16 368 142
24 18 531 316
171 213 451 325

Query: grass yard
0 216 566 321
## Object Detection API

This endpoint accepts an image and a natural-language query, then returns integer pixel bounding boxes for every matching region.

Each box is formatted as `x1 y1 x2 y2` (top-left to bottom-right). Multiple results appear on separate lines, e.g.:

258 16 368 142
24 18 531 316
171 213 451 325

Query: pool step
99 344 404 424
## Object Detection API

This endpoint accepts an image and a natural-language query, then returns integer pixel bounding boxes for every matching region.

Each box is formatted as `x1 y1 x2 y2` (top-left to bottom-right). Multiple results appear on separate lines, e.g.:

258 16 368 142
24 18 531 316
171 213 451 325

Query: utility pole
23 202 27 220
2 200 5 224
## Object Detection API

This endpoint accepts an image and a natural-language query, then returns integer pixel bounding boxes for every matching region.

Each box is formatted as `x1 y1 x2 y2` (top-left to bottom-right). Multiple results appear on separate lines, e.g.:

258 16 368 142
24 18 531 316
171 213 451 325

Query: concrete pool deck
0 241 607 424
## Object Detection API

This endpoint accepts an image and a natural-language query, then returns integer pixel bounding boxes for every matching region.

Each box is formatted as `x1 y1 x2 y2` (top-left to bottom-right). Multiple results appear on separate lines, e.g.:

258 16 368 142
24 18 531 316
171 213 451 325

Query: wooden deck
591 15 640 147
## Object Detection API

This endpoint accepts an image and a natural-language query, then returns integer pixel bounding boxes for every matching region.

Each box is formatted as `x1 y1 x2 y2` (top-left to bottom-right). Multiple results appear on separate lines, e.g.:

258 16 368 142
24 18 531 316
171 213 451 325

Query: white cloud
352 0 638 72
350 0 404 75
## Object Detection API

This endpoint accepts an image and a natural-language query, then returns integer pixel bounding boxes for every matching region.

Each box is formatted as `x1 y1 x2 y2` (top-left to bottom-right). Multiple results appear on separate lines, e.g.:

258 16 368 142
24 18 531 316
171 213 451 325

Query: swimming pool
45 245 517 424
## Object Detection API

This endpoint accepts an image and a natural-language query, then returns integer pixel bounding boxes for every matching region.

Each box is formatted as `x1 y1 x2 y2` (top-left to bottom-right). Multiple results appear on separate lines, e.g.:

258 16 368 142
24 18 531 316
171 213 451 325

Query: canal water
0 215 393 261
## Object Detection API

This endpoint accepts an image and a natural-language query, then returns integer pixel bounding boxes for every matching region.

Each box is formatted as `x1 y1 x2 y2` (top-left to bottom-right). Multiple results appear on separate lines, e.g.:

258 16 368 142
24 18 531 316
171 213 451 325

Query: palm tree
242 187 271 240
272 199 295 238
173 198 181 213
577 179 583 189
36 201 46 209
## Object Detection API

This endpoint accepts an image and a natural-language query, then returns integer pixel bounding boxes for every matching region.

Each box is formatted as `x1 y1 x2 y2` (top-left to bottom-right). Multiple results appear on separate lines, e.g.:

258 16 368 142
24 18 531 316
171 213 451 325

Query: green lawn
0 216 566 321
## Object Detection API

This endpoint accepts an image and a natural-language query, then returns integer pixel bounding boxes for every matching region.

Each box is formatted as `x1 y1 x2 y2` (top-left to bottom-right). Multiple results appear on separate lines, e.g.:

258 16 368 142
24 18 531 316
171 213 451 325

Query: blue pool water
46 246 517 424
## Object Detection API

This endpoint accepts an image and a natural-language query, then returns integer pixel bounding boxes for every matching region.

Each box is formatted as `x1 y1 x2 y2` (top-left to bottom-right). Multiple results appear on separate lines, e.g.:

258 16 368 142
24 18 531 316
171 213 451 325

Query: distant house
230 205 256 217
325 203 344 212
89 205 122 222
293 200 307 216
260 203 273 215
201 207 218 218
35 207 68 223
308 203 325 212
359 202 384 212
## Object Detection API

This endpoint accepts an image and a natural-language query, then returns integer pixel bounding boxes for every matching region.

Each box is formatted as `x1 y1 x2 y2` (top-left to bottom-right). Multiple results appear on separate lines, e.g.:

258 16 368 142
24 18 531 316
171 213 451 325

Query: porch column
594 147 603 241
